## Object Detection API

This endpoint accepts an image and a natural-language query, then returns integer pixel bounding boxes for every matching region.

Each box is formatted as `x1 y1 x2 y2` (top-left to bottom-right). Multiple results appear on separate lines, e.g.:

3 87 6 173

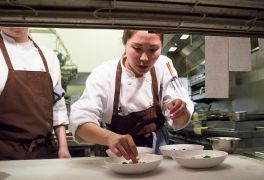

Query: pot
233 111 247 121
207 137 241 154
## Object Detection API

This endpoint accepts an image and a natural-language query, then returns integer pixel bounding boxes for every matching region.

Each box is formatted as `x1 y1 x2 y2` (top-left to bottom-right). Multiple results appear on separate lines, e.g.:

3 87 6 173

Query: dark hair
122 30 163 45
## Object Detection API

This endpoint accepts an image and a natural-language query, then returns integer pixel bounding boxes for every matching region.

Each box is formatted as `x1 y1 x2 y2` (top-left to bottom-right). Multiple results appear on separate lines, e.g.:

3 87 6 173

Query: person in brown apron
108 59 167 148
72 30 192 163
0 28 70 160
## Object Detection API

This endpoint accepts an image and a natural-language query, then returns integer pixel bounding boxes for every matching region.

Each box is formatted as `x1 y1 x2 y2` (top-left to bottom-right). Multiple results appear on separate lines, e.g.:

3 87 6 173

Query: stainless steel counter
0 155 263 180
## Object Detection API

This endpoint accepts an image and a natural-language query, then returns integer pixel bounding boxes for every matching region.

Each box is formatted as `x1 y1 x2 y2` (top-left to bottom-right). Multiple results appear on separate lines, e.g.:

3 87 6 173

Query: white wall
31 28 124 72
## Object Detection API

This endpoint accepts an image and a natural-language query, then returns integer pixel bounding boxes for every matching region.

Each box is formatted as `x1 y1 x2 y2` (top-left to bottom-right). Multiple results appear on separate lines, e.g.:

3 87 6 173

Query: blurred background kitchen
1 0 264 159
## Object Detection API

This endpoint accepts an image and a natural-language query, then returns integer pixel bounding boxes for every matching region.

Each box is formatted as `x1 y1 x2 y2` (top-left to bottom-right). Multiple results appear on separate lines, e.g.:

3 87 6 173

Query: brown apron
108 60 166 147
0 35 58 160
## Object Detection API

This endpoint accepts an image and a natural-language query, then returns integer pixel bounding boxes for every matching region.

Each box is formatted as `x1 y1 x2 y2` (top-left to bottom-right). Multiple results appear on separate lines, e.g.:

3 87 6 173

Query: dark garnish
203 155 211 158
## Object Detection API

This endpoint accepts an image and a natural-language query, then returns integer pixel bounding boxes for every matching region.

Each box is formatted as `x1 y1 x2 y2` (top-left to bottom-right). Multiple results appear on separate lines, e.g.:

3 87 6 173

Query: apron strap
150 67 159 106
29 36 50 73
22 136 54 153
112 55 160 115
0 34 14 70
23 138 46 152
113 60 122 115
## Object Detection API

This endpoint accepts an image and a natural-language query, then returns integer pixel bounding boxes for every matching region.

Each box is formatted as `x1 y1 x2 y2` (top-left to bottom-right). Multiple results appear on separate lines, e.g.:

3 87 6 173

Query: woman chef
0 27 71 160
70 30 194 163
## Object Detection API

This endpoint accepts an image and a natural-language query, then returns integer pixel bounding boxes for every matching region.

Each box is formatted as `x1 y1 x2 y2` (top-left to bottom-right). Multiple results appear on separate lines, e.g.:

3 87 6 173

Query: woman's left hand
166 99 189 122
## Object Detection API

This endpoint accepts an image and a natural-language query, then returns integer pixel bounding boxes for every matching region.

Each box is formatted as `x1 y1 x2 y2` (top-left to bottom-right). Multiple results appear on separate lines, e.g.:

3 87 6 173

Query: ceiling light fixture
180 34 190 39
169 46 177 52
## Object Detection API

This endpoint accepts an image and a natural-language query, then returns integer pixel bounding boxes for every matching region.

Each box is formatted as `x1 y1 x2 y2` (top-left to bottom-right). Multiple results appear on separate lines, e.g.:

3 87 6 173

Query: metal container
233 111 247 121
207 137 241 154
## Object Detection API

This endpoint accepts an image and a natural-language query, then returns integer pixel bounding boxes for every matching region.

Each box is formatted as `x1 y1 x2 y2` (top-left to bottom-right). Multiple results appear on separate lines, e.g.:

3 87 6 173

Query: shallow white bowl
104 153 163 174
159 144 204 158
172 150 228 168
106 146 153 158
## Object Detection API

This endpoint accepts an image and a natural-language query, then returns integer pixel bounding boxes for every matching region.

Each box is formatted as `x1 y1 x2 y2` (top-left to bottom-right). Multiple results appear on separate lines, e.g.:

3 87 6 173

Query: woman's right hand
107 133 138 163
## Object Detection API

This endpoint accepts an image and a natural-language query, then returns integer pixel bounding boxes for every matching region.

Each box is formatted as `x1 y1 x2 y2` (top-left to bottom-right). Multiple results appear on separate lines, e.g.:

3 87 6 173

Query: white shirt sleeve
42 47 69 126
70 61 115 137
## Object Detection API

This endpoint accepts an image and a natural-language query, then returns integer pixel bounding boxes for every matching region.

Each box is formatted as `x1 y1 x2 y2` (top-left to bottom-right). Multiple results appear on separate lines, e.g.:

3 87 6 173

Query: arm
160 57 194 130
70 60 137 162
76 122 138 163
46 49 71 158
54 125 71 158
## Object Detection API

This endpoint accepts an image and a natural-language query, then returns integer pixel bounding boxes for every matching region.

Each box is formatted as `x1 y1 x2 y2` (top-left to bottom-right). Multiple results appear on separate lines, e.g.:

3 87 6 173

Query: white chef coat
70 55 194 138
0 32 69 126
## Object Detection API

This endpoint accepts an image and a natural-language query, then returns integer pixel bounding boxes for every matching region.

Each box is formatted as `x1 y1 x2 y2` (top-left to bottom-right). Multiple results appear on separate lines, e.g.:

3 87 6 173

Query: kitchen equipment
255 126 264 131
189 72 206 101
233 111 247 121
206 114 230 121
172 150 228 169
231 111 264 121
255 151 264 159
207 137 241 153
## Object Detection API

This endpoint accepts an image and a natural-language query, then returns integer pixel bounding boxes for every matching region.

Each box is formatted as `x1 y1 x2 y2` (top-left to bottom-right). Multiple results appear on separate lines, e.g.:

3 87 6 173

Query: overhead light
180 34 190 39
169 46 177 52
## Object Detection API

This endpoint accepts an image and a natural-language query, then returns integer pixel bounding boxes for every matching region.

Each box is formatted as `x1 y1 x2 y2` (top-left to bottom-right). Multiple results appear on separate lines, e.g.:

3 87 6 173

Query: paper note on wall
205 36 229 98
229 37 251 71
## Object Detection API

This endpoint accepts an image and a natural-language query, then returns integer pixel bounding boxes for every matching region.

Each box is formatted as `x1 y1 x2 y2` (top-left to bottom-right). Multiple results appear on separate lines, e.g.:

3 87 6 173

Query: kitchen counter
0 155 263 180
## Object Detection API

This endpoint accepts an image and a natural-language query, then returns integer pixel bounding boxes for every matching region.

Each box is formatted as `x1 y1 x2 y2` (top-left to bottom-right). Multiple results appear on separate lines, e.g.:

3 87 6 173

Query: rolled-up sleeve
69 64 111 138
69 88 101 137
53 97 69 126
43 47 69 126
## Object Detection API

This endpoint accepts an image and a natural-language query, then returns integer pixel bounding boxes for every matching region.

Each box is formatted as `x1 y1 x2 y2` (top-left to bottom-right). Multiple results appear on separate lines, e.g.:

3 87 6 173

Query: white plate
172 150 228 168
106 146 153 158
159 144 204 158
104 153 163 174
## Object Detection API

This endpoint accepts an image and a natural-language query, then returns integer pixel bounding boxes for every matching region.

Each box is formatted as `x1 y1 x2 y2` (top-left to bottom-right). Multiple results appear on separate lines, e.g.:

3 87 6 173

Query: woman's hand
107 133 138 163
166 99 189 122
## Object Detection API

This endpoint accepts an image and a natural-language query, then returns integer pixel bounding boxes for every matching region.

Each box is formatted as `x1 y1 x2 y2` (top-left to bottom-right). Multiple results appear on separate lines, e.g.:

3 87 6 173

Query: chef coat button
23 67 27 70
127 82 132 85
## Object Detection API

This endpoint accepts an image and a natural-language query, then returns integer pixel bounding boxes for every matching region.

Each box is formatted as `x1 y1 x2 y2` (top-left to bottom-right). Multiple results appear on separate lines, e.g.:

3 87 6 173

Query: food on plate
173 148 186 150
202 155 211 158
122 158 146 164
122 161 146 164
191 154 212 159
